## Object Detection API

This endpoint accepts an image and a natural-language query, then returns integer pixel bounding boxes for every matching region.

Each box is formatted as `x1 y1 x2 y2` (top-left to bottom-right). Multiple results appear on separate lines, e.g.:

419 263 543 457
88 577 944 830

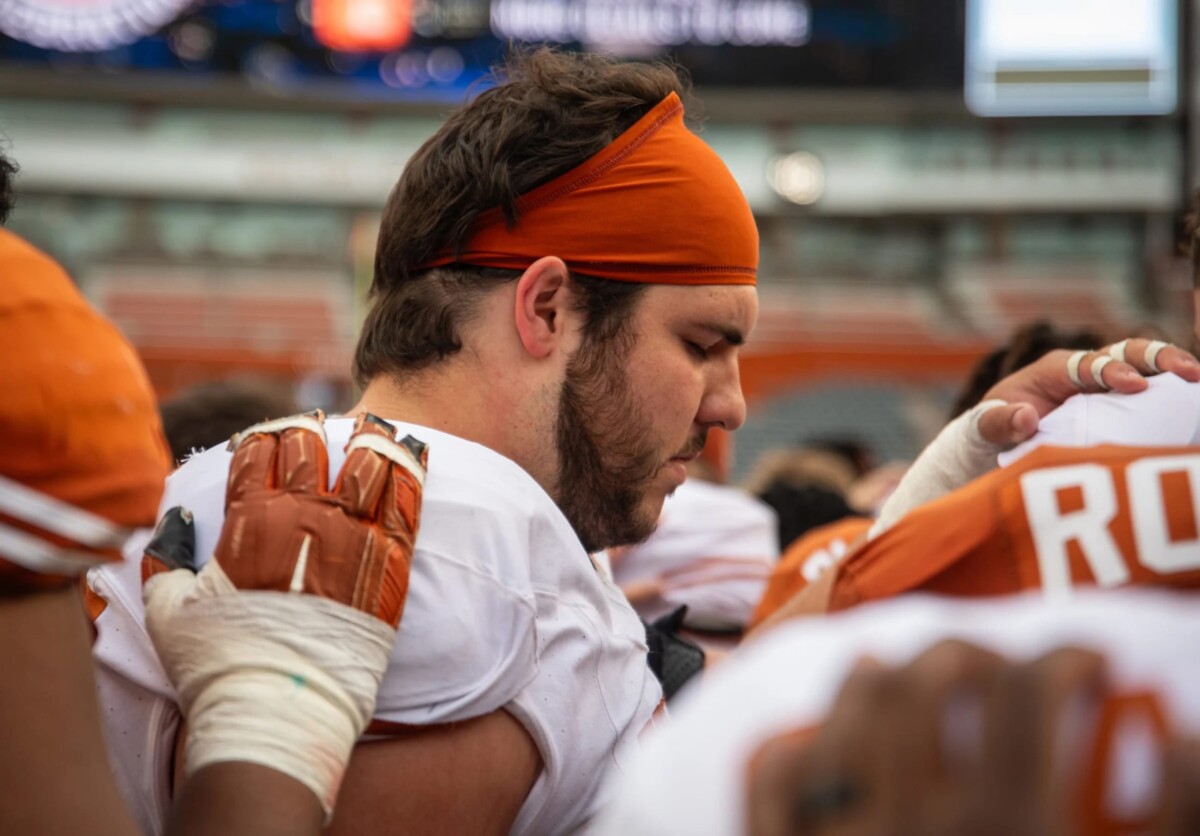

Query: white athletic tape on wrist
1145 340 1170 373
1089 355 1114 390
144 561 394 817
1067 351 1088 389
1107 339 1129 364
869 399 1007 540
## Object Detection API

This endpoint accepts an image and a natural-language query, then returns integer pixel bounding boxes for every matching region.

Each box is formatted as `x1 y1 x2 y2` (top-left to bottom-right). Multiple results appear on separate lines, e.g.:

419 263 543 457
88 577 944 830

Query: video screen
965 0 1178 116
0 0 965 100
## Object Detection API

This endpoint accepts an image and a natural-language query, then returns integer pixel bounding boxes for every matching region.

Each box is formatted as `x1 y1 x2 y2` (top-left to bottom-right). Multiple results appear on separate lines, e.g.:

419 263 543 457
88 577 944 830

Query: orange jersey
750 516 872 628
0 229 169 590
824 444 1200 611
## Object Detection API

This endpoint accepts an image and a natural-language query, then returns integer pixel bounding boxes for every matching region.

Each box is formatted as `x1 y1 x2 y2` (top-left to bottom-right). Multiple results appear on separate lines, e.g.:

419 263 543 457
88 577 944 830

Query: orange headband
418 92 758 285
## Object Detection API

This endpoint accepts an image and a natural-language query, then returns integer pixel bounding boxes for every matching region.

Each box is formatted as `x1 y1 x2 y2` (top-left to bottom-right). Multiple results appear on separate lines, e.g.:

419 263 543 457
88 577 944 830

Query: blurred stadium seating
0 0 1192 467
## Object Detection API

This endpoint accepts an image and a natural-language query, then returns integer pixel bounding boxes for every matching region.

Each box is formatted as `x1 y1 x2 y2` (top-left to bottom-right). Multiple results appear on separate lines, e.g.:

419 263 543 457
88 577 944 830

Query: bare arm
0 587 138 836
168 764 323 836
331 710 542 836
169 707 541 836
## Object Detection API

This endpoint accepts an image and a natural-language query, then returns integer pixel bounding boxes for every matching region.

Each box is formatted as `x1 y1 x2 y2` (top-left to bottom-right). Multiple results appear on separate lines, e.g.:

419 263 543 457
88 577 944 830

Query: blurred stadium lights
378 44 463 87
313 0 412 52
0 0 196 51
768 151 824 206
168 21 217 64
490 0 811 49
242 41 298 89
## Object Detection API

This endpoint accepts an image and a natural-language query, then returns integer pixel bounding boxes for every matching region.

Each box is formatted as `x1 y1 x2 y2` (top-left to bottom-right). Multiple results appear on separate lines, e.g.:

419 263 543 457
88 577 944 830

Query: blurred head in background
950 320 1104 420
803 436 876 479
1183 188 1200 351
158 378 299 465
0 145 16 224
742 447 858 550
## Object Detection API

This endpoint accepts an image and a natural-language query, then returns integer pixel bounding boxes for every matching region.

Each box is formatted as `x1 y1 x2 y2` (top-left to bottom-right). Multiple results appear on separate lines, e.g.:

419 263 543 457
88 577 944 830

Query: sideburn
554 331 663 554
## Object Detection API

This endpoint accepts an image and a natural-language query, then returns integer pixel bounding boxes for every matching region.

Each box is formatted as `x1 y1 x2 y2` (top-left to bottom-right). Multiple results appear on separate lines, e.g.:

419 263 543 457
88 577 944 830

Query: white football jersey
1002 373 1200 465
90 418 661 836
612 479 779 630
594 589 1200 836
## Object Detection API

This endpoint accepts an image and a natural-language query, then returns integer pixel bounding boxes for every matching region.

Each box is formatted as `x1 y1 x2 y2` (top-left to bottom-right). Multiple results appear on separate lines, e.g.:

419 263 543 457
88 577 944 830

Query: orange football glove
143 410 426 627
142 410 428 816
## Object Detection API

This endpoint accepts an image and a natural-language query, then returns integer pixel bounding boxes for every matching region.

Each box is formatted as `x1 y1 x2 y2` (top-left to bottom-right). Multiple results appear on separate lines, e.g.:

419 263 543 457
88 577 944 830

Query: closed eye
685 340 710 360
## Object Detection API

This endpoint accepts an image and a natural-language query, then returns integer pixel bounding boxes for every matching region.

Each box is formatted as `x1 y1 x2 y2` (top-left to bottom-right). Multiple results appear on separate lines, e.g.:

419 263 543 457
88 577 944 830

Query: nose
697 357 747 432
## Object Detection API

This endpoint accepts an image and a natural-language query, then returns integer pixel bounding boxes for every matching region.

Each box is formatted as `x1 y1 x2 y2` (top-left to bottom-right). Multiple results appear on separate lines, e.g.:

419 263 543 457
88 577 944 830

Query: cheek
626 352 703 431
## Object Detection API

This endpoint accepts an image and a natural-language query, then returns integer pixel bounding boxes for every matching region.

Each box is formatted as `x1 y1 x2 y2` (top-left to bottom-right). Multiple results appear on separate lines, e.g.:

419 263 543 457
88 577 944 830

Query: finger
983 647 1108 832
976 402 1039 447
275 426 329 494
901 640 1007 778
384 434 428 537
336 416 427 531
745 728 825 836
1084 356 1147 393
892 641 1007 834
1069 351 1148 394
1026 647 1108 784
226 412 328 502
1105 339 1200 383
749 658 887 836
369 537 415 628
333 414 400 519
1154 738 1200 836
141 507 196 584
805 657 894 831
1124 340 1200 383
225 431 279 505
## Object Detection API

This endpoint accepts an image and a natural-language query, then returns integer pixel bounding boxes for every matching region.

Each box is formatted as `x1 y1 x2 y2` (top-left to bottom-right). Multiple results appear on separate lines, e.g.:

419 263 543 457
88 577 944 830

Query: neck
350 361 554 487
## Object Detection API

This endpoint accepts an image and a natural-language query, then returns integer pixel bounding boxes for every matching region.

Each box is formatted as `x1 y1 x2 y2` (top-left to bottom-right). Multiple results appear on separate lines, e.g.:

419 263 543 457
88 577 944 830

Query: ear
514 256 573 359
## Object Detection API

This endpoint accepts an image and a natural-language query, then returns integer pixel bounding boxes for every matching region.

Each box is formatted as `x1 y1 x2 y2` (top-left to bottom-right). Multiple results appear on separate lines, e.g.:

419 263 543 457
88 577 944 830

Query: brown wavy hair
353 48 692 386
0 147 17 225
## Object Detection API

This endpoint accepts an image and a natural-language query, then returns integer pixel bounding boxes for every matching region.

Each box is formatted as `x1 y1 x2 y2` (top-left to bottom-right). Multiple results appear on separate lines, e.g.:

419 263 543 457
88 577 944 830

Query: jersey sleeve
829 473 1007 610
750 516 872 629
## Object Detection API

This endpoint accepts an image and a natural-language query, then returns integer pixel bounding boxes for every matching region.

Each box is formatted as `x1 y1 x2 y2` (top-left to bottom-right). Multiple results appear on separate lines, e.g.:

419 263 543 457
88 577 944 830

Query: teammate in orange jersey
774 443 1200 617
757 242 1200 621
0 157 174 833
752 335 1200 627
749 515 871 630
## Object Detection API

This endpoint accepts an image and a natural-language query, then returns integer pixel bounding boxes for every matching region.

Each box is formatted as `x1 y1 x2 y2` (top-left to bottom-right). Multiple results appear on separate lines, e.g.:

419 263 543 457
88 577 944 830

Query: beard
553 338 672 554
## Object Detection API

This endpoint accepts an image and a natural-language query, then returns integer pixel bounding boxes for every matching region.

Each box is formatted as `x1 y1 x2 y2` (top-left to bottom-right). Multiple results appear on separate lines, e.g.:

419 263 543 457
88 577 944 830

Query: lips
665 433 707 470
